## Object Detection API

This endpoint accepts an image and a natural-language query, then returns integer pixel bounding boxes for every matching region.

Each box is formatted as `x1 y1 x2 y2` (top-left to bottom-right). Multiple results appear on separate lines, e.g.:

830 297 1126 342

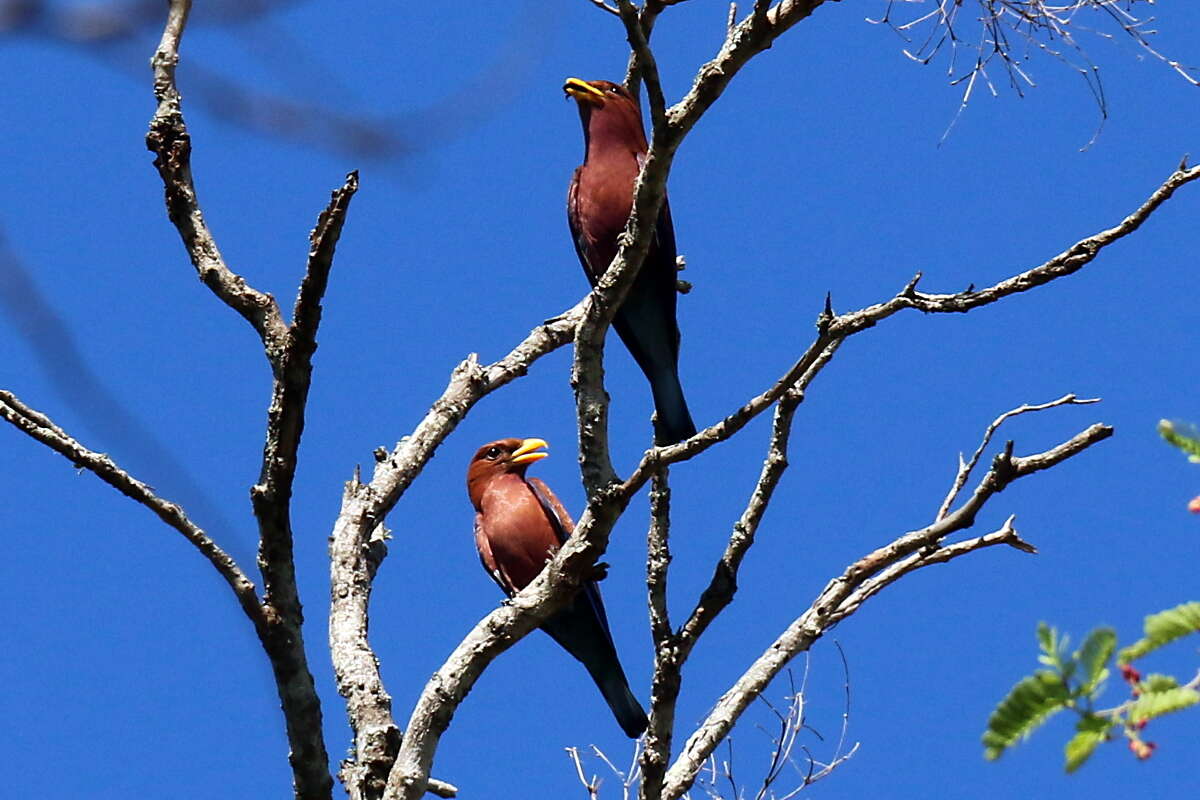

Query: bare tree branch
143 3 368 796
0 388 262 622
936 393 1100 520
330 307 584 799
586 0 622 17
660 419 1113 798
340 6 1195 798
624 158 1200 491
618 0 667 129
640 468 677 800
870 1 1199 143
146 2 285 342
376 106 1197 800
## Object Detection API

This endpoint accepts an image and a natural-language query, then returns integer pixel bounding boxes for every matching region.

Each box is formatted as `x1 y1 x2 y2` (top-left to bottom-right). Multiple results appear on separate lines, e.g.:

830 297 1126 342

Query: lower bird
466 437 648 738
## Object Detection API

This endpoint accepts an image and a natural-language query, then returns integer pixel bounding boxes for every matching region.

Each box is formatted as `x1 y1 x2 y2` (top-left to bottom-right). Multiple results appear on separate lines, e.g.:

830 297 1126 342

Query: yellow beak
563 77 606 107
511 438 550 464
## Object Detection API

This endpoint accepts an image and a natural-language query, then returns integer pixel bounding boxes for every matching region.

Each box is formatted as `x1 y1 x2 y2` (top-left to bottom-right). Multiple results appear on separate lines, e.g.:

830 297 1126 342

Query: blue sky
1 1 1198 798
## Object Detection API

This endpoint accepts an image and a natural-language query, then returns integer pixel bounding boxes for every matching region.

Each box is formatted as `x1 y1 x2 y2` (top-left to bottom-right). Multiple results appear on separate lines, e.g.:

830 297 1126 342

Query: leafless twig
936 393 1101 520
870 1 1198 145
568 747 603 799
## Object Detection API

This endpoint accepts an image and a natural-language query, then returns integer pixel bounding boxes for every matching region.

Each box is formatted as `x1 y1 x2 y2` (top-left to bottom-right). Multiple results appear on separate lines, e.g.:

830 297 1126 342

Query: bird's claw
588 561 611 582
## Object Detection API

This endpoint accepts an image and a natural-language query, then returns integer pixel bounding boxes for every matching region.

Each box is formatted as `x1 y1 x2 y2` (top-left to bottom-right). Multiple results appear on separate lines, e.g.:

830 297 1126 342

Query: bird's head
467 438 549 508
563 77 647 155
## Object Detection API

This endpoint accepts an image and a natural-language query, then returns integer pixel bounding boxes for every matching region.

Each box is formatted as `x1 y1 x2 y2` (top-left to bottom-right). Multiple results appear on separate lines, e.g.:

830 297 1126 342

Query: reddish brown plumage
467 437 648 737
565 78 696 445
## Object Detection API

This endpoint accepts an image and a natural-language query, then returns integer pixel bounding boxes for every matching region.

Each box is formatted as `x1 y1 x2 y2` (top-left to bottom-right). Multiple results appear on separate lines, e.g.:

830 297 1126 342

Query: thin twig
936 394 1100 520
586 0 621 17
567 747 602 799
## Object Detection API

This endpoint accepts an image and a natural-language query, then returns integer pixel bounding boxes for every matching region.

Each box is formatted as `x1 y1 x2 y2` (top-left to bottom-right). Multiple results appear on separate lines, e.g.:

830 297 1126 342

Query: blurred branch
0 229 237 537
3 0 556 162
0 387 262 622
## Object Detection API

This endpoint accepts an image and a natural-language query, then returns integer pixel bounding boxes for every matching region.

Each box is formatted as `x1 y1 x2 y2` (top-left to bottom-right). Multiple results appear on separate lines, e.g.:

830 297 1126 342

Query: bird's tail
650 367 697 446
590 664 649 739
541 597 649 738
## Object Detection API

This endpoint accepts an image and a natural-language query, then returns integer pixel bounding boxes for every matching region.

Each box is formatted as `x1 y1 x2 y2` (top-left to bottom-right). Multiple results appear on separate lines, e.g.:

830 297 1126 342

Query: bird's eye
608 86 620 93
484 447 502 460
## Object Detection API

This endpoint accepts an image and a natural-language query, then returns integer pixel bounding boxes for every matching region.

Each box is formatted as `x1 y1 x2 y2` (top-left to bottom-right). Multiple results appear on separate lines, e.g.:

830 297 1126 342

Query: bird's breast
480 482 561 591
574 156 639 242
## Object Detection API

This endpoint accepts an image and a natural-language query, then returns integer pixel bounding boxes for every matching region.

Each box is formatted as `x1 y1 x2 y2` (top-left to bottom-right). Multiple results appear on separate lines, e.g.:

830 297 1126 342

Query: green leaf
1128 686 1200 724
1037 622 1054 654
983 670 1070 760
1159 419 1200 462
1118 602 1200 663
1138 673 1180 694
1075 627 1116 694
1064 714 1113 773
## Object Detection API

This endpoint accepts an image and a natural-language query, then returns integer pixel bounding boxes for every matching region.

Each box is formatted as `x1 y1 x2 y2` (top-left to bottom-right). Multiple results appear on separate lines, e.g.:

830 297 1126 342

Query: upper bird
467 437 648 738
564 77 697 445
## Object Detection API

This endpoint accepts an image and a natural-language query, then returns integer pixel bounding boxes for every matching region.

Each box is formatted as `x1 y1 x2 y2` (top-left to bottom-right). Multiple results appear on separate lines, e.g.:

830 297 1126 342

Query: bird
564 77 697 445
467 437 648 738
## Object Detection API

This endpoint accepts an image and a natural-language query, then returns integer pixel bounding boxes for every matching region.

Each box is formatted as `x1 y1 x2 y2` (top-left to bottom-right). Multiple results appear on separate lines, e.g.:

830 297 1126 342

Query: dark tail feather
649 367 696 445
595 669 649 739
542 597 648 738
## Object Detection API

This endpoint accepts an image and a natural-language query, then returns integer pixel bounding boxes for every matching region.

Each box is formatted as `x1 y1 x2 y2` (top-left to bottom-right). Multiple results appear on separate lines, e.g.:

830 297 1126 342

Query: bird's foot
587 561 610 582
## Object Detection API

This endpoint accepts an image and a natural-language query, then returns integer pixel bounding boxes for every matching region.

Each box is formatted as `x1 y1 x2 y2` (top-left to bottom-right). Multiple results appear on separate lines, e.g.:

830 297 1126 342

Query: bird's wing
528 477 575 544
635 150 678 264
527 477 614 641
567 167 600 280
474 512 517 596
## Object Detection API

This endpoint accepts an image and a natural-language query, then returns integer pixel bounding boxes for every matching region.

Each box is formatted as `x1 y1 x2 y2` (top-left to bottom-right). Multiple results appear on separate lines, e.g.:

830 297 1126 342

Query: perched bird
467 437 648 738
564 77 697 445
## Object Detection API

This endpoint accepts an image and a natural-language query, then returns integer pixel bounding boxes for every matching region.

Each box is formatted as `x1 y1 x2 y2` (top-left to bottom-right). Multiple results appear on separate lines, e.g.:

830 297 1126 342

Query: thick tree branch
659 418 1113 798
145 0 285 343
0 389 262 623
640 469 676 800
144 3 353 796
